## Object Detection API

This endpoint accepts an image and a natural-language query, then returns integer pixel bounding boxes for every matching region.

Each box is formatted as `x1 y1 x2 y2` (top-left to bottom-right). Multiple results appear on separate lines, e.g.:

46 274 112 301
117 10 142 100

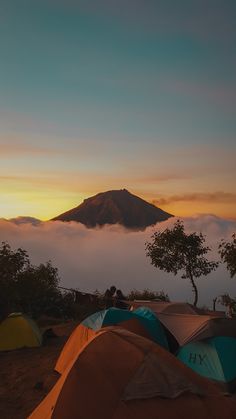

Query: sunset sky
0 0 235 220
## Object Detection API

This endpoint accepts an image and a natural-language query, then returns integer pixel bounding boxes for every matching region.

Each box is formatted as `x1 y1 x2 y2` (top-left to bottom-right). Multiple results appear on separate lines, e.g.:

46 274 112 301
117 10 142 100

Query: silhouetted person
104 285 116 309
114 289 128 310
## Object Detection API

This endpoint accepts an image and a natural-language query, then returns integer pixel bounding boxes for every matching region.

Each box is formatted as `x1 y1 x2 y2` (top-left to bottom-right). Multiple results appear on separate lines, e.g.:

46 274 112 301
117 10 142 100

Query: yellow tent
0 313 42 351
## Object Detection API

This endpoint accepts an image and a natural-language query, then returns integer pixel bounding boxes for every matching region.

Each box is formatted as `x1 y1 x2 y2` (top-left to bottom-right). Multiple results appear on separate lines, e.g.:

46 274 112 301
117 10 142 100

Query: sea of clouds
0 214 236 308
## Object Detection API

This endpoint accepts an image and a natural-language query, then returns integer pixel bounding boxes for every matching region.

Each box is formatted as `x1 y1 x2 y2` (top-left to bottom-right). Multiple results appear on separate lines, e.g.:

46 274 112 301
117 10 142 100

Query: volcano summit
52 189 173 229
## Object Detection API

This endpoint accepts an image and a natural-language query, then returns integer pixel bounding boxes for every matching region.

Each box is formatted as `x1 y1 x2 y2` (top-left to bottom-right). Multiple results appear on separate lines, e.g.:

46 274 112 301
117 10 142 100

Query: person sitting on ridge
114 289 128 310
104 285 116 308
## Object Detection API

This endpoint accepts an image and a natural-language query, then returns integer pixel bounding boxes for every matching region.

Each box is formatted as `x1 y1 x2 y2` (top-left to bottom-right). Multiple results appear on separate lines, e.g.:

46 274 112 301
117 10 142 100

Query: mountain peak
52 189 173 229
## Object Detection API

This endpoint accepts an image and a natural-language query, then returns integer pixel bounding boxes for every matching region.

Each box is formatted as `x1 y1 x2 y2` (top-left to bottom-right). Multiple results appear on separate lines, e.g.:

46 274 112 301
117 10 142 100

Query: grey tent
156 314 236 346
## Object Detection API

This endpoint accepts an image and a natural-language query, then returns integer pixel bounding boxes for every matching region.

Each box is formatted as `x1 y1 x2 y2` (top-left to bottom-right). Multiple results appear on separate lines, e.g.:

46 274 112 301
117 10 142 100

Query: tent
0 313 42 351
130 301 225 317
55 307 168 374
55 324 100 374
132 306 180 353
177 336 236 393
132 305 169 346
82 307 168 346
155 313 236 347
29 328 236 419
131 301 199 315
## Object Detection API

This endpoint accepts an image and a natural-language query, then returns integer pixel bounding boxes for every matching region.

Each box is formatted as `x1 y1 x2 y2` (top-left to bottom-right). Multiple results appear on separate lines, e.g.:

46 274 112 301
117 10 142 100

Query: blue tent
82 307 169 349
177 336 236 392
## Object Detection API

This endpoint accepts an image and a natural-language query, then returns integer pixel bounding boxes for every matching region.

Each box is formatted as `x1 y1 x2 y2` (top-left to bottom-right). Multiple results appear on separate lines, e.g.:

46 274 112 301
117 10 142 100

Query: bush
127 288 169 301
0 242 64 319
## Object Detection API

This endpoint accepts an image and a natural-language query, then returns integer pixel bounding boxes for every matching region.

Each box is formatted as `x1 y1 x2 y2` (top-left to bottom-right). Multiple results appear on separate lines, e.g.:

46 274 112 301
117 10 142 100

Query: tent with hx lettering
177 336 236 393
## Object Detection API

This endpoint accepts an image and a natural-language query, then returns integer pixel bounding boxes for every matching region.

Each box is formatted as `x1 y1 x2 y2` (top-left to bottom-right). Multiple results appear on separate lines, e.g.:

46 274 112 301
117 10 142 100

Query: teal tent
133 306 169 349
82 307 168 349
177 336 236 392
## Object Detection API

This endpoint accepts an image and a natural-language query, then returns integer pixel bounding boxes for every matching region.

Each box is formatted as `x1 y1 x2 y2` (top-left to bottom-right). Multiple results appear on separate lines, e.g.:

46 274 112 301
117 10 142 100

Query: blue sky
0 0 235 219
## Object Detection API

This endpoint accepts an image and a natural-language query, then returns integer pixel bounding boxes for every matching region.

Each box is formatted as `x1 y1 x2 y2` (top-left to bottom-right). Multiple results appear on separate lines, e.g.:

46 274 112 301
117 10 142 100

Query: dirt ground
2 320 236 419
0 322 77 419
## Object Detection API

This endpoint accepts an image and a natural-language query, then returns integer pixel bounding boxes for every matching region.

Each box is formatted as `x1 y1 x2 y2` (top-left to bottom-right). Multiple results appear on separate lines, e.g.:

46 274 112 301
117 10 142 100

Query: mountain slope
52 189 173 229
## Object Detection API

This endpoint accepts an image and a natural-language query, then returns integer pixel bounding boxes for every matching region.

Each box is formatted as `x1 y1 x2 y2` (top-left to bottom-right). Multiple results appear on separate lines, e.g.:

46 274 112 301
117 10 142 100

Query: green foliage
145 220 219 306
127 288 169 301
219 233 236 278
16 262 62 318
0 241 30 281
218 294 236 315
0 242 30 314
218 293 235 307
0 242 62 319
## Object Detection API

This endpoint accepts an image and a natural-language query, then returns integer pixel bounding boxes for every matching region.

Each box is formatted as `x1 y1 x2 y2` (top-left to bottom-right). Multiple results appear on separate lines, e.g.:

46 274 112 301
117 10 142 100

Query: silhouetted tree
0 241 61 318
16 261 61 318
145 220 219 306
219 233 236 278
218 294 236 317
0 242 30 316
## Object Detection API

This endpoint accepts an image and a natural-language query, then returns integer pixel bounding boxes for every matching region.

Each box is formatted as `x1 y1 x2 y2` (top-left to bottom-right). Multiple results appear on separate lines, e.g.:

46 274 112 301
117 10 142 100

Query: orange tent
55 317 151 374
55 323 97 374
29 328 236 419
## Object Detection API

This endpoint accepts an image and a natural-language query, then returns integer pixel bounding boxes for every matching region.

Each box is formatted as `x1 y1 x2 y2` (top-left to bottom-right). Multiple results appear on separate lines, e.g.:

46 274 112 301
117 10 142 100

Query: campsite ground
0 321 77 419
1 319 236 419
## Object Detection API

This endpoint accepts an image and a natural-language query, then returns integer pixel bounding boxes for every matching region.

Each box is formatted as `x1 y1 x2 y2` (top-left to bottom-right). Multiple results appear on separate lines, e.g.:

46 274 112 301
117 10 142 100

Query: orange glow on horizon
0 188 235 221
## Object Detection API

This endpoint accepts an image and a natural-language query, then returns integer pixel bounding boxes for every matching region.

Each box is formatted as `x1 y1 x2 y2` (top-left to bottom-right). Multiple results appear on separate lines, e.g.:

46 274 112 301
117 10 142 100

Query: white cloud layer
0 214 236 308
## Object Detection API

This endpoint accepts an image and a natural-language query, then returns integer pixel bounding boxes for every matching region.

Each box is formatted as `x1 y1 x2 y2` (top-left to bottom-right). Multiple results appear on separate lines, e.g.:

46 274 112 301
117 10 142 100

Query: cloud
0 143 57 157
53 0 236 42
8 216 42 226
134 173 191 184
153 192 236 206
164 80 236 110
0 215 235 308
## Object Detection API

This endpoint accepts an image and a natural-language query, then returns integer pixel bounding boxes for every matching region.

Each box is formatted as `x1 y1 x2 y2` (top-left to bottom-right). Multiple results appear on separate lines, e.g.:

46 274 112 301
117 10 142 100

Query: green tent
177 336 236 392
82 307 169 349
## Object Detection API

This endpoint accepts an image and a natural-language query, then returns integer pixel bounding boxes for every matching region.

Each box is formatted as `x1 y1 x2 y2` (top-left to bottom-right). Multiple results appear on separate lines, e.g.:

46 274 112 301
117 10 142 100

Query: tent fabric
131 306 169 348
194 309 225 317
82 307 168 347
157 313 213 346
123 351 204 400
131 301 199 315
177 337 236 392
55 324 98 374
55 307 168 374
81 307 132 329
156 313 236 346
29 328 236 419
0 312 42 351
133 305 162 322
130 301 225 318
55 320 151 374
